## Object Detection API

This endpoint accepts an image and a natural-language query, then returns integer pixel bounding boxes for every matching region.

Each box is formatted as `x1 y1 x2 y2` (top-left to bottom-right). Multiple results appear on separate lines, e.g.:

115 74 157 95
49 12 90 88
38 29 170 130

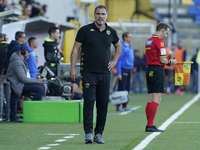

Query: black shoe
94 134 105 144
10 117 23 122
145 125 164 132
85 133 93 144
16 115 23 119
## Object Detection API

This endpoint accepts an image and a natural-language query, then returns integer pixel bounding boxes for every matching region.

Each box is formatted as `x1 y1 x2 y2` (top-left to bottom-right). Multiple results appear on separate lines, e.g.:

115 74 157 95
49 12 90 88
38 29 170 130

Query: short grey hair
94 5 108 14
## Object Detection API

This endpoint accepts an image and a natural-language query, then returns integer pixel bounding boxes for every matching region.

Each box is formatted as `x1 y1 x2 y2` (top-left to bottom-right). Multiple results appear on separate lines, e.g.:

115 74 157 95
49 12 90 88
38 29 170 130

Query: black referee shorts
146 65 165 94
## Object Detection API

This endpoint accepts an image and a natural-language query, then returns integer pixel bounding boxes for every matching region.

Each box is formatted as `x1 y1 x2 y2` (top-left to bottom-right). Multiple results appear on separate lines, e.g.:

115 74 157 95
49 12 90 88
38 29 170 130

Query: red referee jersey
145 35 166 67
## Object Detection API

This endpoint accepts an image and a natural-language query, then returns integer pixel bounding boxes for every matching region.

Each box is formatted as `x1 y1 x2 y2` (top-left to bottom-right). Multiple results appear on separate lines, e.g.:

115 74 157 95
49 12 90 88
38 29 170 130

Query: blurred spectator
10 2 21 11
3 0 11 11
0 0 5 12
19 0 26 11
0 33 10 121
132 50 145 93
35 2 41 9
116 32 134 112
4 31 26 73
190 48 199 93
3 34 8 42
164 43 176 94
176 40 187 63
6 44 44 122
28 37 38 79
40 4 48 17
30 1 40 17
18 4 32 19
174 40 187 95
25 0 34 4
0 33 7 75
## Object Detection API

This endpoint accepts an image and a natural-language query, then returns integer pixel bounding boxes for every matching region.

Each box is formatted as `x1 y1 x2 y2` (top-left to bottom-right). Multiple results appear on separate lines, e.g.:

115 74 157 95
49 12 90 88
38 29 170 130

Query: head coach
70 5 122 144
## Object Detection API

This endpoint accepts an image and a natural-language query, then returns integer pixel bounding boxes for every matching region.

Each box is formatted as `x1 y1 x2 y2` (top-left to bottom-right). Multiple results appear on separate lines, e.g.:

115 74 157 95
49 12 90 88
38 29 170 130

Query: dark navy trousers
117 68 131 107
81 72 110 135
10 84 45 118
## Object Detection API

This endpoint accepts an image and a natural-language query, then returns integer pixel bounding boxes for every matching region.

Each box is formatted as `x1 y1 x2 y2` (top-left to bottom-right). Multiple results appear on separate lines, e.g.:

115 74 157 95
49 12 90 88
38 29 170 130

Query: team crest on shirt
160 48 166 55
85 83 90 88
106 30 111 35
160 42 164 47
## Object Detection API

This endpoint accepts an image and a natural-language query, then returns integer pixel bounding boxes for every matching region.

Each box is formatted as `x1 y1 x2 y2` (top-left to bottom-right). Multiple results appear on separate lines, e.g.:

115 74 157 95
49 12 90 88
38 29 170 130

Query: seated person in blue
6 44 45 122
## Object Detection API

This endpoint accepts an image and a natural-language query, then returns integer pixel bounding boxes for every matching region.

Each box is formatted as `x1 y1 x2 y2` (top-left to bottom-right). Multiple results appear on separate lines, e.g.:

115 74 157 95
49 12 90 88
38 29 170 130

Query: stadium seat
195 15 200 23
189 5 200 15
154 8 163 22
193 0 200 5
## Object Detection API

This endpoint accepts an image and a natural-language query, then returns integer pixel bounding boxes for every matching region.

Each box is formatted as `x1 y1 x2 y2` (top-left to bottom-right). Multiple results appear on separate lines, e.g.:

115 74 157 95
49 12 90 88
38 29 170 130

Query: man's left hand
108 60 117 71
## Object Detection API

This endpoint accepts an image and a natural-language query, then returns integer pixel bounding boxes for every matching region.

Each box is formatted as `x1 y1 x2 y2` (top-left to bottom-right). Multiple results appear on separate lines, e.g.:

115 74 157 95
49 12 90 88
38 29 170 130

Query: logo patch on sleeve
160 48 166 55
160 42 164 47
146 40 153 46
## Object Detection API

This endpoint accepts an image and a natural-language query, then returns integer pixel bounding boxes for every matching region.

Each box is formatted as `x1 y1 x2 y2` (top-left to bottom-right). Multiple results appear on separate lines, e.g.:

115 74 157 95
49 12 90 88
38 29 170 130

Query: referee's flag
175 61 193 85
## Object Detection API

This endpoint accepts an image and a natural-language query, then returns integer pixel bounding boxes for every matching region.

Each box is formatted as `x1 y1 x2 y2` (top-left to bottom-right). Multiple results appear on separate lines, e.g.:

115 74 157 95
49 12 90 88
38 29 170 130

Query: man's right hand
170 59 177 65
70 68 78 81
118 75 122 80
38 78 43 84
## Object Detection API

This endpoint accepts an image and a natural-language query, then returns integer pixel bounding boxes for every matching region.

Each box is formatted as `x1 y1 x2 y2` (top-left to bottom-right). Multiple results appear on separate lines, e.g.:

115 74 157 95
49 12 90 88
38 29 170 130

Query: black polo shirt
75 22 119 73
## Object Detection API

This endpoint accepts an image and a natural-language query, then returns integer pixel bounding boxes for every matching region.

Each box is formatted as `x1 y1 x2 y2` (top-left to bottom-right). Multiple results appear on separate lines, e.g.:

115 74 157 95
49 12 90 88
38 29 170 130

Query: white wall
40 0 87 25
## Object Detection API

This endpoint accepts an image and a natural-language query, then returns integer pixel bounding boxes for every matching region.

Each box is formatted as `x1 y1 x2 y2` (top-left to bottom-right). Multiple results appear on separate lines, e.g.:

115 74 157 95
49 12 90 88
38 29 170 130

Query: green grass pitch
0 93 199 150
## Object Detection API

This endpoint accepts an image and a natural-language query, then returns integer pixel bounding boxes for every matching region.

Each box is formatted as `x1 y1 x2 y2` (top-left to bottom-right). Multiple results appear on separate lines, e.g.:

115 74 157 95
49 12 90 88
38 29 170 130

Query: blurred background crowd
0 0 199 94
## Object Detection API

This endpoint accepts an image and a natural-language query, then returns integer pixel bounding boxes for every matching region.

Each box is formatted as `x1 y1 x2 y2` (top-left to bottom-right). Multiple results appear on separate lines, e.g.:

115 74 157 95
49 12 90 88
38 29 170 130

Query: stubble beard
96 19 105 26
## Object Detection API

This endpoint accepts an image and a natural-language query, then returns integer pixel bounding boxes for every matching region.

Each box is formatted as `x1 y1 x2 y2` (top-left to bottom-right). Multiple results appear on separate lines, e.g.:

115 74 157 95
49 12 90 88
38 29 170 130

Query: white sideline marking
55 139 67 142
119 106 142 115
45 133 79 136
173 122 200 123
38 133 79 150
63 136 74 138
132 94 200 150
38 147 51 150
46 144 60 146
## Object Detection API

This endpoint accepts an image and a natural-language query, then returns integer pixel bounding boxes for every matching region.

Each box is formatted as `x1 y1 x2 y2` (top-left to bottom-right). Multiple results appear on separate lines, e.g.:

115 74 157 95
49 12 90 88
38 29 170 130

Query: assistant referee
70 5 122 144
145 22 176 132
